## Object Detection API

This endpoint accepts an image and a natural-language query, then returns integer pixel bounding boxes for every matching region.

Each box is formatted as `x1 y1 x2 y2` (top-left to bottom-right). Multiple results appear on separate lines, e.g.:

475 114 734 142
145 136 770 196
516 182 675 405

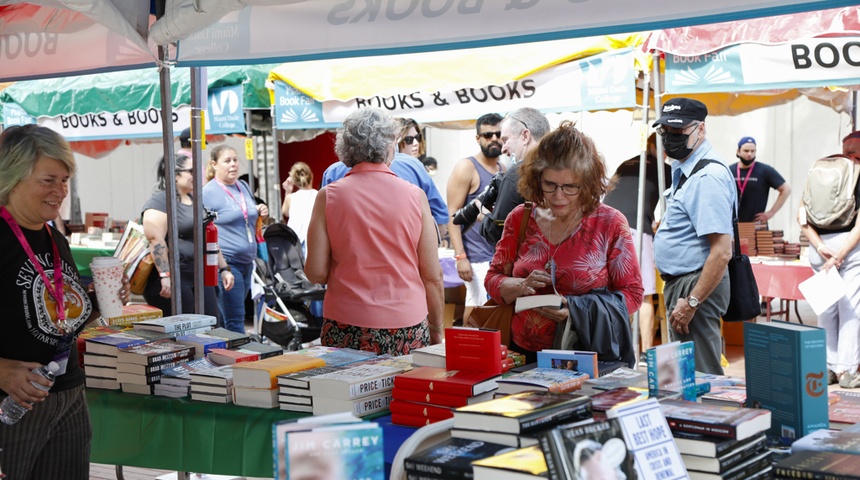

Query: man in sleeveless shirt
447 113 505 318
729 136 790 224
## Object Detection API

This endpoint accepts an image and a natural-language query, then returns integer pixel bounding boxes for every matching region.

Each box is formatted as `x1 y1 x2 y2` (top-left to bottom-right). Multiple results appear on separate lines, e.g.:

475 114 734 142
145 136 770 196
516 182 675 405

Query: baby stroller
253 223 325 350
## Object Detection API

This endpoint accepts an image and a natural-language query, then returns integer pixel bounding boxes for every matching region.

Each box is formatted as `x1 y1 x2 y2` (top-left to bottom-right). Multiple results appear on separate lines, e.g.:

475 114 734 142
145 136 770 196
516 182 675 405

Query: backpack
802 154 860 230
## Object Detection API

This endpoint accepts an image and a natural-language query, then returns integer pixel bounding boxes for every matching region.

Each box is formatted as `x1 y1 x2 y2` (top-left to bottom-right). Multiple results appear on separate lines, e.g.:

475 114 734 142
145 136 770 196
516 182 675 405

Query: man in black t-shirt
729 136 791 223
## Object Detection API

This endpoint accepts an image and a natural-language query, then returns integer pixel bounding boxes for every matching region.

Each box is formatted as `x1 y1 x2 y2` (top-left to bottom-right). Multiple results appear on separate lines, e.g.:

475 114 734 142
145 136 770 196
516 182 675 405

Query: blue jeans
219 259 254 334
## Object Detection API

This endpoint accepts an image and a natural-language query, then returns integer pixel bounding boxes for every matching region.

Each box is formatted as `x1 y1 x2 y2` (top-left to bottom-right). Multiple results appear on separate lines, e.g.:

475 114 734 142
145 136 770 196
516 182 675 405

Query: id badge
52 336 73 375
246 226 254 244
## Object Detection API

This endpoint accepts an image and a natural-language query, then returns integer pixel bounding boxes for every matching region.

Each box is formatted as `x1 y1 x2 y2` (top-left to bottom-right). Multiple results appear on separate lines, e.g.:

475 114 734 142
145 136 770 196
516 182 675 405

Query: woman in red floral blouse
485 121 644 362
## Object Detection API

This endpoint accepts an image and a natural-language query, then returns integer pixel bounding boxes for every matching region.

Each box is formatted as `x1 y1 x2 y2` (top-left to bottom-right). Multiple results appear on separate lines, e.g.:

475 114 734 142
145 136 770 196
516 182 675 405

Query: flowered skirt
320 317 430 356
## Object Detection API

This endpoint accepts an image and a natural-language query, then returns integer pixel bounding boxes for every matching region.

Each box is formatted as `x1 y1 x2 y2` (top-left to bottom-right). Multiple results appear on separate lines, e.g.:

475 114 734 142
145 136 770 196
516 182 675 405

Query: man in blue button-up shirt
653 98 735 375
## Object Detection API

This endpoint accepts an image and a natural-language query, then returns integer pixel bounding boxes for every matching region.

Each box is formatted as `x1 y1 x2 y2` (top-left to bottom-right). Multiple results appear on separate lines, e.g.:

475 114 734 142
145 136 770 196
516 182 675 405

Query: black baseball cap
652 98 708 128
178 128 191 147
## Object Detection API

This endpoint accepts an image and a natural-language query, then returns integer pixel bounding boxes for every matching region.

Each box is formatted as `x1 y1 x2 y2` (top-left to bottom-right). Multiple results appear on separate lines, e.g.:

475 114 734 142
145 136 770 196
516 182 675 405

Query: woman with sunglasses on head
142 154 233 319
397 118 424 158
484 121 643 364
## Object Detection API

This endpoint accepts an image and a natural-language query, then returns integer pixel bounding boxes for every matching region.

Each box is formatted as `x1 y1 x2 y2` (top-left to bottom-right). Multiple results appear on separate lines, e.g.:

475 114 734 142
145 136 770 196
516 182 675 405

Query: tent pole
245 110 256 196
271 109 283 219
190 66 206 315
853 91 859 132
653 51 667 215
157 45 182 315
632 66 653 365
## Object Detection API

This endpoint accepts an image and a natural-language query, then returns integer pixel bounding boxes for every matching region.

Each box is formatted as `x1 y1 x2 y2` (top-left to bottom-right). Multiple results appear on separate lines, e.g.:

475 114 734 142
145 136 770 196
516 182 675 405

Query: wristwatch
687 296 701 309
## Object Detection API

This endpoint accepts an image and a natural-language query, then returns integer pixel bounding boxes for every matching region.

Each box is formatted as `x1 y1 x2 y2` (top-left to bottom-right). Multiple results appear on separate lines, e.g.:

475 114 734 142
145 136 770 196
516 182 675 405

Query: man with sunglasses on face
653 98 735 375
479 107 551 245
447 113 506 318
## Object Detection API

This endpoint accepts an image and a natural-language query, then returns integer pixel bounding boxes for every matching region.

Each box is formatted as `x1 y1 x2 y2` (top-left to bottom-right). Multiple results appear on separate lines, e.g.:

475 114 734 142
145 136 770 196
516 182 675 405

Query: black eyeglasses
507 115 530 132
540 179 581 196
403 134 422 144
656 122 700 136
480 131 502 140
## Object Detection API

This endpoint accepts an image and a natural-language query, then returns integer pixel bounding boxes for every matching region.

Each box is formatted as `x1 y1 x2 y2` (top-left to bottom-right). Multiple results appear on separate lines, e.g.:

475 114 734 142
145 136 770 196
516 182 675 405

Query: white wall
425 97 853 243
72 136 250 225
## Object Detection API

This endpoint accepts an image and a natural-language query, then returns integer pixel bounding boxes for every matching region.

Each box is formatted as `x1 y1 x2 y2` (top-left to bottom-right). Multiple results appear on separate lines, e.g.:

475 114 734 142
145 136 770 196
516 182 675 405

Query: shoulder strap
515 202 533 252
676 159 720 191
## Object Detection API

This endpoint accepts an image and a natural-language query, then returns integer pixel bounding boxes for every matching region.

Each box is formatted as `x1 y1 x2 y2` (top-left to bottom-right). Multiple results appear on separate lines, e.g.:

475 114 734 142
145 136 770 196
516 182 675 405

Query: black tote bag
723 214 762 322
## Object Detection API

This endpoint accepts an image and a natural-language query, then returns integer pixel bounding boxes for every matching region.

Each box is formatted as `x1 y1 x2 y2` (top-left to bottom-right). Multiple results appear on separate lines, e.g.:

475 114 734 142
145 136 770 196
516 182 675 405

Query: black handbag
723 210 762 322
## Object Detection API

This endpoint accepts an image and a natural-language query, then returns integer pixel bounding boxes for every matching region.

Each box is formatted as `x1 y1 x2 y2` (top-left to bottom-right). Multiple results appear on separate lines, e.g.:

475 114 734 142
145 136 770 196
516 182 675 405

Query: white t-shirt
287 188 318 245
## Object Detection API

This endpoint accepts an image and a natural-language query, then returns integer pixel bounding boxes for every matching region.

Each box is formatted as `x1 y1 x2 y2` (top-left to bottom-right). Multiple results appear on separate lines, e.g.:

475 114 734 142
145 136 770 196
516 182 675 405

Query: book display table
751 262 814 323
87 389 413 477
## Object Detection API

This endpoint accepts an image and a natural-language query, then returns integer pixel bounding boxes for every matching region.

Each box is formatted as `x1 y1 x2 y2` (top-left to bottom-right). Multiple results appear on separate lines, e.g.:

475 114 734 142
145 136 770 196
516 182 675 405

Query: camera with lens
452 172 504 232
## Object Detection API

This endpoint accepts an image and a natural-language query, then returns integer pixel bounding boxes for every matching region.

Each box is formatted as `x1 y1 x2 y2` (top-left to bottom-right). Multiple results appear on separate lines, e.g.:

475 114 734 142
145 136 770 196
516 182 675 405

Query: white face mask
427 168 437 177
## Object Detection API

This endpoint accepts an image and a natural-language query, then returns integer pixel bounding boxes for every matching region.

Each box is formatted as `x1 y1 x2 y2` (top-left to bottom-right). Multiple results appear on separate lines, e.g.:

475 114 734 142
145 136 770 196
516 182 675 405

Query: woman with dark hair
202 145 269 333
141 154 233 318
305 108 444 355
397 117 424 158
485 121 643 363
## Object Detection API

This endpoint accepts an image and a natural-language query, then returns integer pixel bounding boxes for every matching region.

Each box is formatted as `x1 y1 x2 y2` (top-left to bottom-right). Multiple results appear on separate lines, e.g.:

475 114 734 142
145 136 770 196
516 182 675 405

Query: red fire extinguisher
204 220 219 287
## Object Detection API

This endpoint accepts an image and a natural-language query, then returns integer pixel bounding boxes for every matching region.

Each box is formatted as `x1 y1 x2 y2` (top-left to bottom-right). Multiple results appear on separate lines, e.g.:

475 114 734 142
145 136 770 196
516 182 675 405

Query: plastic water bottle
0 361 59 425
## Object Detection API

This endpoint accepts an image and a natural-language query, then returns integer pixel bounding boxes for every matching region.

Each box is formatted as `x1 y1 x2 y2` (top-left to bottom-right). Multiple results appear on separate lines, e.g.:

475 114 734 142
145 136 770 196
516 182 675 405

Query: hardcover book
687 450 771 480
584 367 647 391
274 418 382 480
86 376 120 390
605 398 688 480
659 398 771 440
121 382 155 395
791 429 860 456
277 366 345 389
471 445 548 480
672 429 768 458
831 391 860 428
85 330 171 356
451 429 539 448
312 391 393 417
700 386 747 407
589 387 649 412
394 366 500 397
206 342 282 365
85 365 117 379
496 368 589 395
116 356 193 376
133 313 216 333
233 386 279 408
539 417 635 480
205 327 252 348
445 327 503 375
537 349 598 380
681 434 766 473
272 412 364 480
454 391 593 435
514 294 563 313
190 391 232 404
391 387 496 408
105 303 163 327
317 348 378 367
774 450 860 480
411 343 447 368
189 365 234 386
115 339 195 366
646 340 696 401
389 399 454 420
175 332 229 358
404 437 512 479
159 357 223 386
744 320 829 444
84 352 120 368
232 353 325 389
391 413 446 428
308 364 403 400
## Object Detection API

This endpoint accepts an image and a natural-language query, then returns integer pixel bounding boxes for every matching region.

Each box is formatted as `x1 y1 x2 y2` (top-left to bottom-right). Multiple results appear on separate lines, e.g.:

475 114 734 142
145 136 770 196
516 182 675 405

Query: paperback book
540 417 635 480
537 349 598 380
774 450 860 480
232 352 325 389
404 437 512 479
744 320 829 444
85 330 171 356
496 368 589 395
115 339 195 366
454 391 593 435
471 445 548 480
277 366 345 390
659 398 771 440
646 340 696 401
450 428 539 449
317 348 378 367
275 418 383 480
312 391 393 417
791 428 860 455
515 294 563 313
207 341 282 365
175 332 229 358
205 327 252 348
133 314 216 333
233 386 279 408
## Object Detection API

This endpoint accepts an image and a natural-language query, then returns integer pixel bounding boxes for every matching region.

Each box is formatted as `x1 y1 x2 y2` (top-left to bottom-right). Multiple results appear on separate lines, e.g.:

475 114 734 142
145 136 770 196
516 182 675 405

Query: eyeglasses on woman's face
403 133 422 144
540 178 581 196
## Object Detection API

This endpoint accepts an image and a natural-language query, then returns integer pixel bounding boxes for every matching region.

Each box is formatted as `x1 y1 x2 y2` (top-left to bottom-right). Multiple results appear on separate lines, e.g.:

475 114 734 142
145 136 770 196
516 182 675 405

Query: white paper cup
90 259 124 319
91 256 123 267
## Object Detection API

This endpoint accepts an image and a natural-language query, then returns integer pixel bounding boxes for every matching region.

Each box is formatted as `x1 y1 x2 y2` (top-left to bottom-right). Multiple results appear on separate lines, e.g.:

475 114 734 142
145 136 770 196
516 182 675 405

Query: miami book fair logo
275 81 323 127
665 47 741 93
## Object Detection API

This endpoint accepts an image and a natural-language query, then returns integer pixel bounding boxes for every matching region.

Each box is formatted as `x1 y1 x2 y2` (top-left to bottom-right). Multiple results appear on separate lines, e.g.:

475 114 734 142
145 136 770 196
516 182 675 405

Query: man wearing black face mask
729 136 790 224
653 98 736 375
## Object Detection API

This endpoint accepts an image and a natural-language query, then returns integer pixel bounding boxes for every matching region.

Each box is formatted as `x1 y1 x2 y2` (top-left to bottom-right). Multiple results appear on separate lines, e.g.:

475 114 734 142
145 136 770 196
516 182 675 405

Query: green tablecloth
71 246 115 278
87 389 304 477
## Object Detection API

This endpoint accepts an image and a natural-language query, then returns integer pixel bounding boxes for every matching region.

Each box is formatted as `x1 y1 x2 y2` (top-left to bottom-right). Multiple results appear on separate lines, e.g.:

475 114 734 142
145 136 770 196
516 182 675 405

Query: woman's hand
429 329 443 345
0 358 50 408
257 203 269 219
537 297 570 323
500 270 552 303
119 274 131 304
159 277 172 298
221 269 235 291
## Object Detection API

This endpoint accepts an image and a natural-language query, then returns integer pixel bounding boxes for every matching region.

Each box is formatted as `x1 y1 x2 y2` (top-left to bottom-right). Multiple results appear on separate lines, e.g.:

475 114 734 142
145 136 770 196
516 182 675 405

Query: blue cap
738 137 756 149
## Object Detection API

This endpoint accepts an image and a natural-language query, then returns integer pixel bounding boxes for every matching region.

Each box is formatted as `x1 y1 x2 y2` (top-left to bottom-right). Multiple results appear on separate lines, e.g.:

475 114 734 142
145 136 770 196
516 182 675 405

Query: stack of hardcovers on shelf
156 357 221 398
773 428 860 479
231 349 328 408
189 364 235 403
660 398 773 480
390 327 504 427
452 391 593 448
115 339 195 395
83 327 173 390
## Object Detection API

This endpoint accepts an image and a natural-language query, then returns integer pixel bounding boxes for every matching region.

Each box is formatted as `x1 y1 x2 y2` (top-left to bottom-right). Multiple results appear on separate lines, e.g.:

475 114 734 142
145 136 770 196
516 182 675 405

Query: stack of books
404 437 511 479
231 351 326 408
737 222 758 256
155 357 221 398
274 348 379 412
132 313 216 338
580 367 647 396
83 329 171 390
309 363 406 417
452 391 593 448
391 366 499 427
495 368 589 395
189 365 234 403
660 399 773 479
830 391 860 429
207 341 282 365
755 229 775 256
115 339 195 395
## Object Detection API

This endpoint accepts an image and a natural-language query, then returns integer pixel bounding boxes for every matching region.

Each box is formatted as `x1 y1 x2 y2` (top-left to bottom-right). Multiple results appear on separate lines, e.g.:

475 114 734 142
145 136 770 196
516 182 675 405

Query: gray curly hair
335 108 398 168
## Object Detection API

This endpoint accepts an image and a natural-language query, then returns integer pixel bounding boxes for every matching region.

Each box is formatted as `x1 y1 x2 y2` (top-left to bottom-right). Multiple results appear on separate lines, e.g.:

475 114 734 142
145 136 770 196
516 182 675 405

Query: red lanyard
215 180 249 224
0 206 66 332
735 161 756 198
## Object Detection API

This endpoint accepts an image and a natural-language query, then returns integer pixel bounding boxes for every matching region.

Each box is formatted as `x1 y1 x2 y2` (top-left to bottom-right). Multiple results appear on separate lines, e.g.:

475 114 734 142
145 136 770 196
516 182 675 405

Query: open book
514 294 563 313
113 221 150 278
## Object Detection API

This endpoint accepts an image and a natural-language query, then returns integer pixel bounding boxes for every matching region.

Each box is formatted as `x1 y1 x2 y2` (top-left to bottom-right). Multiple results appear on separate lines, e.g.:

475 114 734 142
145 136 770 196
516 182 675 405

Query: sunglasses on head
403 134 422 144
480 131 502 140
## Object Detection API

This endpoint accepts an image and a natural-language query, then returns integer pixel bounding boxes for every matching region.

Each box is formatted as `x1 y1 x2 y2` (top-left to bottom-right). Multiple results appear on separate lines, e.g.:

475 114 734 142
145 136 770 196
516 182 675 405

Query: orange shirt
322 162 428 328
